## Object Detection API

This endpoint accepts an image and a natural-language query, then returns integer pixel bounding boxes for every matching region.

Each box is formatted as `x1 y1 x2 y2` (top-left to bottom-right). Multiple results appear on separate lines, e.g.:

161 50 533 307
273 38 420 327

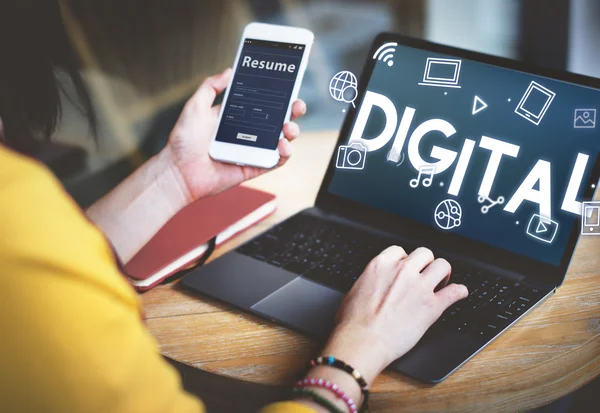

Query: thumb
193 68 233 109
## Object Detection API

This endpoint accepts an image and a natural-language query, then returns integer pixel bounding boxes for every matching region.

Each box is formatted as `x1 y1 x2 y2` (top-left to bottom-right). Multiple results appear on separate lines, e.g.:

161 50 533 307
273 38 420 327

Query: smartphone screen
214 38 306 150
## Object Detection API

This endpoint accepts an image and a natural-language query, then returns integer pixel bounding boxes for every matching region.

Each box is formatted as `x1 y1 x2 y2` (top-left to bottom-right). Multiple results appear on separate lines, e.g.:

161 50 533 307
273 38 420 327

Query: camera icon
336 142 367 170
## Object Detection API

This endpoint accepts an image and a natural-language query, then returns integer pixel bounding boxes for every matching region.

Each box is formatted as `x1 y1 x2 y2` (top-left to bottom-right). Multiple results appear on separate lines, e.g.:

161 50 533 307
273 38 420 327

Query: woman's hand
86 70 304 263
321 246 468 384
164 68 307 203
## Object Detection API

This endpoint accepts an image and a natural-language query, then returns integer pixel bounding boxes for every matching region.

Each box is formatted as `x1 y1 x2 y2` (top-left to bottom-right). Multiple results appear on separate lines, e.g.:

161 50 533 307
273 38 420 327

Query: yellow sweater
0 146 314 413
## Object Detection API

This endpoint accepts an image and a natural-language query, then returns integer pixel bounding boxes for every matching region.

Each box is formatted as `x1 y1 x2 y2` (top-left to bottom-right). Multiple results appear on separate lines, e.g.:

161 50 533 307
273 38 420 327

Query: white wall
426 0 519 58
568 0 600 77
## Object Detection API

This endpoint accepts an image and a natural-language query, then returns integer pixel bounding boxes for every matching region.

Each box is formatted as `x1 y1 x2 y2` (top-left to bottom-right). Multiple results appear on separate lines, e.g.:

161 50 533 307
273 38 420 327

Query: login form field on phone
214 39 306 150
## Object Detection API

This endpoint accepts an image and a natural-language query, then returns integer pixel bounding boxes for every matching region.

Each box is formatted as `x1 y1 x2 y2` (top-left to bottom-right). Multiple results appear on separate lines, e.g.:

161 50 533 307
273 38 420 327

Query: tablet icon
418 57 462 89
581 201 600 235
526 214 559 244
514 81 556 126
574 109 596 129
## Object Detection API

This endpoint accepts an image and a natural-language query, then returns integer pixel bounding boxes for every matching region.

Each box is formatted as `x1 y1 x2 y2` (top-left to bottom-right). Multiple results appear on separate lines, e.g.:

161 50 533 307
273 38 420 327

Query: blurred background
52 0 600 208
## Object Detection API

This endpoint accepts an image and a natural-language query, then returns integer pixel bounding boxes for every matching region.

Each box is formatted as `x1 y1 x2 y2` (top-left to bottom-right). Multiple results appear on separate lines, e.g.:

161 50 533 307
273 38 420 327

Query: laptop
182 33 600 383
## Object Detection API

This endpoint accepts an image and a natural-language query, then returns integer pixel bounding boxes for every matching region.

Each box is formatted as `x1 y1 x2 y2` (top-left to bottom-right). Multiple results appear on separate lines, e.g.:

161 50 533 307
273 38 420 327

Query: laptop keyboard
237 214 548 340
430 270 546 339
237 214 392 292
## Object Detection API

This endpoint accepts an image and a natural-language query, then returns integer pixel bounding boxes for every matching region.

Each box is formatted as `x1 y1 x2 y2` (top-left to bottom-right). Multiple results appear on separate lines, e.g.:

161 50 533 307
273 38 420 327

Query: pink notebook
125 186 276 291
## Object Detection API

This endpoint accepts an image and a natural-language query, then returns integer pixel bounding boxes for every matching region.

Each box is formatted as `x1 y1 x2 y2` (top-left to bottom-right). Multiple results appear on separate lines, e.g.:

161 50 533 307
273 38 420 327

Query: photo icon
336 142 367 170
574 109 596 129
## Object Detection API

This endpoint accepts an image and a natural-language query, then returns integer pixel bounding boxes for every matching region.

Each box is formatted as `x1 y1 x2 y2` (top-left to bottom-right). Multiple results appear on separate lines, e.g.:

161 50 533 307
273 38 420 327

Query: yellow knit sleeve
260 401 318 413
0 148 203 413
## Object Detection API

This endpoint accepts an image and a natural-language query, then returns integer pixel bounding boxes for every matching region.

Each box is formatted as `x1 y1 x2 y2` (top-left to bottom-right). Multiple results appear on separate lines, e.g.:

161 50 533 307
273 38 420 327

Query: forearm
86 148 191 263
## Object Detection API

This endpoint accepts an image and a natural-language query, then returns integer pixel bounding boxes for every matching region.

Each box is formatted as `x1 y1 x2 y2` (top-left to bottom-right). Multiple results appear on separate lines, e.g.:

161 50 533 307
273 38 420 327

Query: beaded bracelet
292 387 345 413
295 377 358 413
308 356 369 412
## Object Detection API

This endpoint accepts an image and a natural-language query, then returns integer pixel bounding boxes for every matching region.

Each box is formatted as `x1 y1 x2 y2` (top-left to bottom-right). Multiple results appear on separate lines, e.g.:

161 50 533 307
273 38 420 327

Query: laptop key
474 323 500 339
283 259 319 275
267 259 284 267
304 268 349 292
501 309 514 318
494 313 511 325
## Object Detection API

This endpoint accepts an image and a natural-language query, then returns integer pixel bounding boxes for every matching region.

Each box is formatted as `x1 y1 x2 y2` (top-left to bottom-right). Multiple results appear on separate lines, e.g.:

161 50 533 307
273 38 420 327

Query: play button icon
536 221 548 233
472 95 488 115
527 214 559 243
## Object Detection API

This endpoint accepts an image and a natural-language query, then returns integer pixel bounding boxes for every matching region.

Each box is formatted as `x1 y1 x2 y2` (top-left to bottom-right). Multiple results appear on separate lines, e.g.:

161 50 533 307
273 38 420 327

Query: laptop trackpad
251 277 345 340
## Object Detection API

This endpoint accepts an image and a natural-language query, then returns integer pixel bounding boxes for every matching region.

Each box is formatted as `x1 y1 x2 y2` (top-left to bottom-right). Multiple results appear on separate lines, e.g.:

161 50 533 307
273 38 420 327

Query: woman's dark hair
0 1 96 153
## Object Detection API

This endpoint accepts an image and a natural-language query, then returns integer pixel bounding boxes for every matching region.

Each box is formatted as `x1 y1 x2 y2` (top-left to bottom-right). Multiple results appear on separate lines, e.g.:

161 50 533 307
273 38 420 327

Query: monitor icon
418 57 462 89
581 201 600 236
514 81 556 126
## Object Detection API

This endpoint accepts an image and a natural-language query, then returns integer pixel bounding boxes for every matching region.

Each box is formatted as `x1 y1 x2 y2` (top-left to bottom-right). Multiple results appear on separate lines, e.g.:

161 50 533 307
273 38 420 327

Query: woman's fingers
404 247 435 272
377 245 408 264
421 258 452 290
435 283 469 310
275 122 300 167
277 138 293 166
291 99 307 120
282 121 300 142
358 245 407 290
368 246 408 275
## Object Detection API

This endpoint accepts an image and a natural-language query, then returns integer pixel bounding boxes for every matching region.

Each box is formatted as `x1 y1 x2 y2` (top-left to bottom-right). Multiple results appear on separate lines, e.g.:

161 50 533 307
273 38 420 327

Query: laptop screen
328 42 600 266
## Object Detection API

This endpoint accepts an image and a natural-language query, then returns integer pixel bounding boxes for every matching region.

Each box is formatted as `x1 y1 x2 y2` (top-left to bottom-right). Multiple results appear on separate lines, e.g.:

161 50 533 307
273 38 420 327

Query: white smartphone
209 22 314 169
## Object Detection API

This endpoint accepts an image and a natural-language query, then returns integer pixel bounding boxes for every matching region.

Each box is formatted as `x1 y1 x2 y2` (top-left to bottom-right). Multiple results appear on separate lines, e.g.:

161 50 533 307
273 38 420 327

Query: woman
0 2 468 412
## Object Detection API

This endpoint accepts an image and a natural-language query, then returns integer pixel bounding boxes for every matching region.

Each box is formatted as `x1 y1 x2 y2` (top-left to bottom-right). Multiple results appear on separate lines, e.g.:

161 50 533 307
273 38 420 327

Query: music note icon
410 165 437 188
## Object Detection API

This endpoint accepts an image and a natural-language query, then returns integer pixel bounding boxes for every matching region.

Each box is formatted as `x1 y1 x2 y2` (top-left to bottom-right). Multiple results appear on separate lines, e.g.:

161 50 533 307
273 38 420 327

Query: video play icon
526 214 559 244
472 96 488 115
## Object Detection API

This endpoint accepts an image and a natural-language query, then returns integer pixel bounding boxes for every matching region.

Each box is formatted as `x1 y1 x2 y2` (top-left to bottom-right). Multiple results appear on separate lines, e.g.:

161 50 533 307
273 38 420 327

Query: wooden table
142 131 600 412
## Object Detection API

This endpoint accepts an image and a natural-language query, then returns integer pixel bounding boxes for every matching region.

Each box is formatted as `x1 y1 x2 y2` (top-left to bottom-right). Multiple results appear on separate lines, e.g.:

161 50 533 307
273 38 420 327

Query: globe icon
329 71 358 106
434 199 462 230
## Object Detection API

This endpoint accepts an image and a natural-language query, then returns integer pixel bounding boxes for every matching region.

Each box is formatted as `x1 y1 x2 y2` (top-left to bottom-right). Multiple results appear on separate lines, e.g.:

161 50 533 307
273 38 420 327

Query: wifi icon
373 42 398 67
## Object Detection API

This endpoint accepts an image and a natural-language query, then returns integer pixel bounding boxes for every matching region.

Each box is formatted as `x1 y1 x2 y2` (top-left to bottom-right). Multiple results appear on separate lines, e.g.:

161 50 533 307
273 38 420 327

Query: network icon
373 42 398 67
434 199 462 230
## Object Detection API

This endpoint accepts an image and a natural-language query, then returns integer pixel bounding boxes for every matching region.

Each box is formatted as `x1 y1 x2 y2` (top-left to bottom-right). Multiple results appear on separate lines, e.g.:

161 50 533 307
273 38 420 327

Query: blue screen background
328 44 600 266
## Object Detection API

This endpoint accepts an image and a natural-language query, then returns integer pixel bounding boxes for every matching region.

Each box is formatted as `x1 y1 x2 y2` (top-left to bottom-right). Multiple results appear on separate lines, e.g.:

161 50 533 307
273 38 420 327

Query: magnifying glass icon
340 84 358 108
329 70 359 109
